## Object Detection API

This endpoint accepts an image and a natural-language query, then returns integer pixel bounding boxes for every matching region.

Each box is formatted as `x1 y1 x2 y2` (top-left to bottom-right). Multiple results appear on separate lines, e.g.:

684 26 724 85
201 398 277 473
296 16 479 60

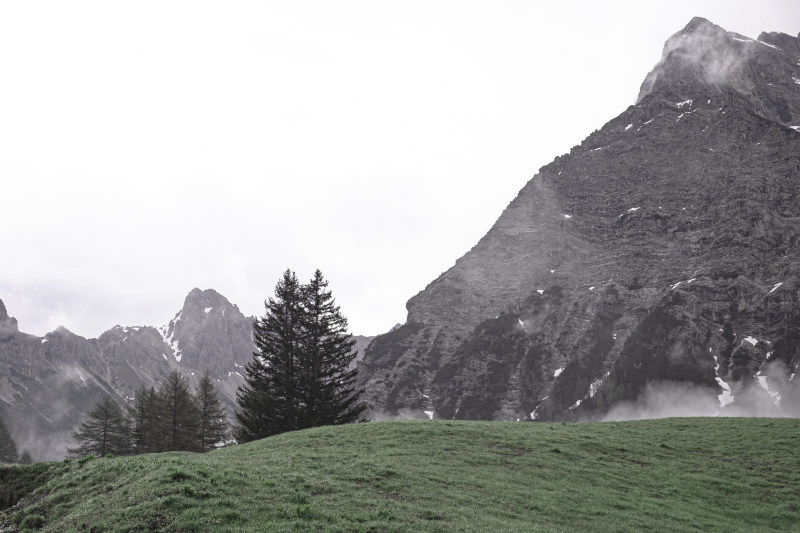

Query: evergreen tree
301 269 365 427
129 385 159 454
18 450 33 464
195 371 229 451
67 395 132 458
236 269 305 441
0 413 18 463
157 370 200 452
235 269 366 442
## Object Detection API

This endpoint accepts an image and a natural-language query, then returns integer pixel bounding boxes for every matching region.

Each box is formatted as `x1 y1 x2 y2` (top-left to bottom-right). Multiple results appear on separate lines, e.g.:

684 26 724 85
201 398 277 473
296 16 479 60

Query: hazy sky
2 1 799 338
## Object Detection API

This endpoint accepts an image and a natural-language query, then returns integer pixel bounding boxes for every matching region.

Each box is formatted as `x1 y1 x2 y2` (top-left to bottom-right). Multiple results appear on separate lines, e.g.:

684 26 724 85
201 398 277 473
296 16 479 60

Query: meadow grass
1 418 798 532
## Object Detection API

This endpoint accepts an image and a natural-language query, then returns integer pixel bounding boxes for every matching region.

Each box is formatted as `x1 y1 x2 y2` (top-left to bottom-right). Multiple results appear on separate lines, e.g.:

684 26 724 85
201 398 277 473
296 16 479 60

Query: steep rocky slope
357 18 800 421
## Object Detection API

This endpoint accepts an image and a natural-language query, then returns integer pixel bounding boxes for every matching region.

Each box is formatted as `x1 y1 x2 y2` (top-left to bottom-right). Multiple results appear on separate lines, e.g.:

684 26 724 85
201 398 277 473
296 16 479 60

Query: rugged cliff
357 18 800 421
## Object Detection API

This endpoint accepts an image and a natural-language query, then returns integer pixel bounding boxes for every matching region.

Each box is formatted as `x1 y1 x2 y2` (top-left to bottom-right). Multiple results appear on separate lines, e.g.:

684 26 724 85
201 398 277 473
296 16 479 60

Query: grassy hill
1 418 799 532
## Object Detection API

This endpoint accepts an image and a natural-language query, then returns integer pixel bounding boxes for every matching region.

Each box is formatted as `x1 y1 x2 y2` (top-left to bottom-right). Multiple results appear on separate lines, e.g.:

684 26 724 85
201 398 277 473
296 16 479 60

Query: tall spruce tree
158 370 200 452
235 269 365 442
301 270 365 427
236 269 305 441
0 413 18 463
195 371 229 451
67 395 131 458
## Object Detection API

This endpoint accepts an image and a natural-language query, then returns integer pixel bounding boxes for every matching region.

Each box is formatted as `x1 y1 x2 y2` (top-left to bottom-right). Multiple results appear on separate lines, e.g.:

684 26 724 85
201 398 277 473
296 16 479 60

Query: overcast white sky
1 1 799 338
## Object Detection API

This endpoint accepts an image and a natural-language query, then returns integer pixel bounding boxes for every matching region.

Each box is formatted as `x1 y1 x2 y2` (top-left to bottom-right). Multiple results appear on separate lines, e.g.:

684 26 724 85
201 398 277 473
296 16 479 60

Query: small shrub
21 513 45 529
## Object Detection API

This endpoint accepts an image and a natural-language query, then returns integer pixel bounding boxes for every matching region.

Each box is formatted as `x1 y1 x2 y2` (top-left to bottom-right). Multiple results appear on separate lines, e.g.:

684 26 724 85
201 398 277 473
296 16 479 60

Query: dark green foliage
300 270 365 427
129 385 159 454
18 450 33 464
67 395 132 458
237 269 305 441
0 413 18 464
195 371 229 451
128 374 228 454
158 370 201 452
236 269 365 441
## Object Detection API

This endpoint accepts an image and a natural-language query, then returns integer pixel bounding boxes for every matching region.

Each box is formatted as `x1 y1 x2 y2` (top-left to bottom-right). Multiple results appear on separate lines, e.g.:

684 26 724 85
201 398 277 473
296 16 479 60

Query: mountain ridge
0 290 376 460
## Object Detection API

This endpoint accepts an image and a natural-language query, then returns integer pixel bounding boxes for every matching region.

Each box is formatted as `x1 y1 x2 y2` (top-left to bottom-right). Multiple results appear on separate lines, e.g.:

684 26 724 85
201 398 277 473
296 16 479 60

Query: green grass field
1 418 799 532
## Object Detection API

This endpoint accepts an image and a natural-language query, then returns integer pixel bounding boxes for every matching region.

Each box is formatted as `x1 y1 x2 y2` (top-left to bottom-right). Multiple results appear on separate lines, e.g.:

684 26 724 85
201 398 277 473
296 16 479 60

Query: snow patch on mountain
713 356 734 407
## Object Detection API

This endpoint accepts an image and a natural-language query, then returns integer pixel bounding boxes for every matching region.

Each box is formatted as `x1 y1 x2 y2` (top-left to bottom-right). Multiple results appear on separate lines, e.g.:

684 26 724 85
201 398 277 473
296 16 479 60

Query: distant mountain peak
182 288 237 315
0 299 7 321
53 325 74 335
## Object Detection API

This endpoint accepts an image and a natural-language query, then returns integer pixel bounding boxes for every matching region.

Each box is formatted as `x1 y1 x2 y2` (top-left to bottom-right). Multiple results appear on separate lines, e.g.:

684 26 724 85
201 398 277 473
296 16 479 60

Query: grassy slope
1 418 799 532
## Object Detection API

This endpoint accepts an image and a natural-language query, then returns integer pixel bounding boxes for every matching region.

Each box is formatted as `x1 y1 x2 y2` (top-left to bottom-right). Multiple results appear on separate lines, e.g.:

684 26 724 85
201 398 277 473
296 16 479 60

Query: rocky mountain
357 18 800 421
0 288 375 460
0 289 254 460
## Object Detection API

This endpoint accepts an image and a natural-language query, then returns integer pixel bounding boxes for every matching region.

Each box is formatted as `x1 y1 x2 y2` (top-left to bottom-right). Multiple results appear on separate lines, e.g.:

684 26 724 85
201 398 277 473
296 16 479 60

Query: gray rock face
357 18 800 421
350 335 376 371
0 289 254 460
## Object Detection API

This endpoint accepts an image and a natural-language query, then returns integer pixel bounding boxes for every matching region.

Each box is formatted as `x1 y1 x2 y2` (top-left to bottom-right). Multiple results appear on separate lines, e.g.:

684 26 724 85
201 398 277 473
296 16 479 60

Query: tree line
68 370 228 458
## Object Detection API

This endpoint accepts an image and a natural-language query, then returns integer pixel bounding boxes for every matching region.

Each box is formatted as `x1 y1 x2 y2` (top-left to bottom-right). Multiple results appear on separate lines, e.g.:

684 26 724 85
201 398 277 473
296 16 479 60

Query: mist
601 362 798 422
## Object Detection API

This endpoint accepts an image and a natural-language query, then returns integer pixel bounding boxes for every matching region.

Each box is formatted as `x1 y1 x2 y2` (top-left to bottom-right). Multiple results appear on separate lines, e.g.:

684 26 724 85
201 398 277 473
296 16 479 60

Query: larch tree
195 371 229 451
129 385 159 454
67 395 132 458
157 370 200 452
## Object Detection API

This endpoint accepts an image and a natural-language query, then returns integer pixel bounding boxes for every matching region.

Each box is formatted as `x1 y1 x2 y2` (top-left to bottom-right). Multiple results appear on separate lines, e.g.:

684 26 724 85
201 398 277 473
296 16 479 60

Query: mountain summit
638 17 800 126
357 19 800 421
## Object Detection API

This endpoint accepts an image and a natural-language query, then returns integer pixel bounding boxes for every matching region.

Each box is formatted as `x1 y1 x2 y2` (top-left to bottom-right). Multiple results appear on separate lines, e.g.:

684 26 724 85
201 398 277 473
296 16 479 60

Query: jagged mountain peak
757 30 800 54
637 18 800 128
180 288 242 319
52 325 73 336
0 299 18 335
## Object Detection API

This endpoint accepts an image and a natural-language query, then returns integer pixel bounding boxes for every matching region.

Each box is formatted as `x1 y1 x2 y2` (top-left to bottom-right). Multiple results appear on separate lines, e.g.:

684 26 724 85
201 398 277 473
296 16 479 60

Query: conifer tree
157 370 200 452
236 269 305 441
301 269 365 427
235 269 365 442
67 395 132 458
18 450 33 464
0 413 18 463
129 385 159 454
195 371 229 451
